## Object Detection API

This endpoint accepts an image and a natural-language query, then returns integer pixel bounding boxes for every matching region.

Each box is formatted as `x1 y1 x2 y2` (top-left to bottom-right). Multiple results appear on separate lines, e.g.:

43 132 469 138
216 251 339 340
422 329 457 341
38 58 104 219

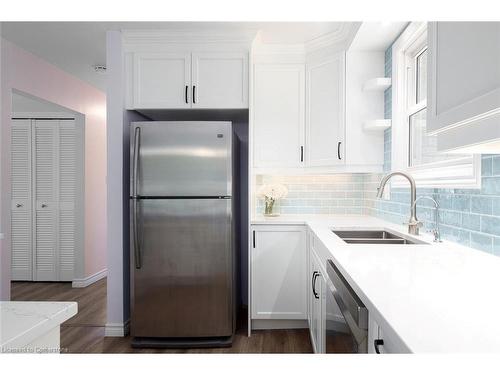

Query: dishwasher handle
327 259 368 330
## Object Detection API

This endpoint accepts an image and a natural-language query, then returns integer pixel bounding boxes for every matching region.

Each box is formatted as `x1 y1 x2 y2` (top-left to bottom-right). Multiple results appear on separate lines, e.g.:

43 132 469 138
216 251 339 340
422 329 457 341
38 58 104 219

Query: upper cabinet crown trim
122 29 258 47
305 23 361 54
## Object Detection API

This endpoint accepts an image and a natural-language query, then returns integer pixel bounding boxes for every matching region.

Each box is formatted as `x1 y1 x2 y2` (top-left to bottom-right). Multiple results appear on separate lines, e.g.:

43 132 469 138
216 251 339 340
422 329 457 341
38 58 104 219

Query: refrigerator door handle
132 127 142 269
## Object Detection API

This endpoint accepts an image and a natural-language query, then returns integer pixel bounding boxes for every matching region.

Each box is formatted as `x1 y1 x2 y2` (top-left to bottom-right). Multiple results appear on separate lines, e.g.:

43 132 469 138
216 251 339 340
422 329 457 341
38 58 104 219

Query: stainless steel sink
332 229 428 245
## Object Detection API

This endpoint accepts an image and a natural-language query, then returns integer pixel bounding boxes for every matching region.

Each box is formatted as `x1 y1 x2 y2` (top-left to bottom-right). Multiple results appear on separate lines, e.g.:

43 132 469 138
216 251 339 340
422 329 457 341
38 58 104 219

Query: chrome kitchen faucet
376 171 422 235
412 195 442 242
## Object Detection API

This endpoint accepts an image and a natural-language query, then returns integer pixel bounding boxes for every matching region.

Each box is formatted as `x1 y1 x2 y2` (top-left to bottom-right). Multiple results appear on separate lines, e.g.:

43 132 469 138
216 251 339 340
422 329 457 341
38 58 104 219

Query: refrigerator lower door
131 198 233 338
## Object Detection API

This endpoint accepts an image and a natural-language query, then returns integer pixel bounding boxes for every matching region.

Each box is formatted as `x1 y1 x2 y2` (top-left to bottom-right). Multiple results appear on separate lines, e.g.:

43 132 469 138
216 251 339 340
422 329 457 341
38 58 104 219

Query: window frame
390 22 481 189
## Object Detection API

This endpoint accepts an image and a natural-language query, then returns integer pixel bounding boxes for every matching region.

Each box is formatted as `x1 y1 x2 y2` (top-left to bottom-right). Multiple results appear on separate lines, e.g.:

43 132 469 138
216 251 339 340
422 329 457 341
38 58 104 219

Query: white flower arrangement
257 184 288 216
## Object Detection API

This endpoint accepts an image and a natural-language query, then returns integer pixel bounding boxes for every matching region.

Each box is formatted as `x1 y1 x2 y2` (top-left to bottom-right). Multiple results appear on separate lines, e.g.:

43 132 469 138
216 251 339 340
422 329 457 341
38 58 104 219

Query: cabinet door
251 225 307 319
191 52 248 109
11 119 33 280
253 64 305 168
306 53 345 166
428 22 500 134
133 52 191 109
310 250 325 353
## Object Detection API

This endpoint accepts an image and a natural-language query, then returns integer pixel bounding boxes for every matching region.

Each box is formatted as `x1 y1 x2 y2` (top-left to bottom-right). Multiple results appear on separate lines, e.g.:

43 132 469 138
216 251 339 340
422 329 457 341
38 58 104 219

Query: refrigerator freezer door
130 121 232 197
131 198 233 338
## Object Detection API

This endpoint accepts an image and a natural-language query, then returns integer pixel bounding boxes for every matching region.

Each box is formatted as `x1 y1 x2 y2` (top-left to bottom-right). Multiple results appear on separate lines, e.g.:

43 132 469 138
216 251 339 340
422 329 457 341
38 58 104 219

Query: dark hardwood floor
11 279 314 353
11 278 106 327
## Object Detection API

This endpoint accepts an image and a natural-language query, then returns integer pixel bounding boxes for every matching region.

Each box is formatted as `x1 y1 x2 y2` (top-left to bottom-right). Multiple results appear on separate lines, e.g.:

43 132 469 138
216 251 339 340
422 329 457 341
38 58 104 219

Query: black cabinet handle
374 339 384 354
300 146 304 162
337 141 342 160
185 85 188 104
312 272 319 299
252 230 256 248
193 86 196 104
311 271 317 295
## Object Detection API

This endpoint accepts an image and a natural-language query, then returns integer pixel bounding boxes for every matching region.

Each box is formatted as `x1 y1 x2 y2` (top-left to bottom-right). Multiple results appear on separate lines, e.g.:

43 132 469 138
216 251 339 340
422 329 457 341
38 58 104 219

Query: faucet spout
376 171 421 235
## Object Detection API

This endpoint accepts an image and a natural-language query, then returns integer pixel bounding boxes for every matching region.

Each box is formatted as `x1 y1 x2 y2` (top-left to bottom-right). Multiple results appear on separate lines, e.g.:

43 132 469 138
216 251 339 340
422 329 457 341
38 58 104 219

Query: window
391 22 480 188
406 38 468 168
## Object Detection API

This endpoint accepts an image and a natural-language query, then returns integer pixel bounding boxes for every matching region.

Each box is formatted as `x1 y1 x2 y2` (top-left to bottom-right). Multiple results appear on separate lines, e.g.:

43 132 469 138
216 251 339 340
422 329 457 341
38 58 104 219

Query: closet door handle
337 141 342 160
252 230 256 249
193 86 196 104
374 339 384 354
185 85 189 104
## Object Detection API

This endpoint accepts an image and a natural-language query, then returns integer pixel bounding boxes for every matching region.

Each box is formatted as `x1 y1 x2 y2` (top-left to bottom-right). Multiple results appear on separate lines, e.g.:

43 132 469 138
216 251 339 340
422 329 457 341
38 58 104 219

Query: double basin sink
332 229 428 245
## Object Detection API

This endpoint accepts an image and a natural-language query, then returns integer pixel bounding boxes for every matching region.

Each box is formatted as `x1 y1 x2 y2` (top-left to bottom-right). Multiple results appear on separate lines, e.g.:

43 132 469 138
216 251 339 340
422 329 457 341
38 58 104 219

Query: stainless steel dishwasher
326 259 368 353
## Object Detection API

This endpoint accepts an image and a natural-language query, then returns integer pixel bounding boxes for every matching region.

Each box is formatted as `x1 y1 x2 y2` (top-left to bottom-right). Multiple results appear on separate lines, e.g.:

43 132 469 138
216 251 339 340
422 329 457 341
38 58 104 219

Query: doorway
10 92 107 333
10 91 84 282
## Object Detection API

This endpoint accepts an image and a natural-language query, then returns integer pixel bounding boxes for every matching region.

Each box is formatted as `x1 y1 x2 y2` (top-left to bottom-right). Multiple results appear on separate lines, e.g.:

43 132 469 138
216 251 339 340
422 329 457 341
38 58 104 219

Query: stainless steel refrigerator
129 121 235 347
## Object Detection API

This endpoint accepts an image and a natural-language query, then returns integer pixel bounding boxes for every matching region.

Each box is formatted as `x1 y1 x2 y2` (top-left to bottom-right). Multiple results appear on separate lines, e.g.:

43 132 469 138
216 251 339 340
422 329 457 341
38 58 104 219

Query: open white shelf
363 77 392 92
364 119 391 132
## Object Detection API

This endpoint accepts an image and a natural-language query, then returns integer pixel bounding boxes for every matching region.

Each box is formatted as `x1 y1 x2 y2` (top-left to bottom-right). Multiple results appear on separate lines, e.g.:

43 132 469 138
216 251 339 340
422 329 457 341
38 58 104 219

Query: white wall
0 38 107 299
106 31 151 335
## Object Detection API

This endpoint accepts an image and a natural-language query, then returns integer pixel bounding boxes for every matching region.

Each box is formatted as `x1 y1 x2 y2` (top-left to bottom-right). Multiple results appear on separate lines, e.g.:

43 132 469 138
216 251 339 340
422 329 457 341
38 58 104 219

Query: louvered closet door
11 119 33 280
58 120 76 281
33 119 76 281
33 120 59 280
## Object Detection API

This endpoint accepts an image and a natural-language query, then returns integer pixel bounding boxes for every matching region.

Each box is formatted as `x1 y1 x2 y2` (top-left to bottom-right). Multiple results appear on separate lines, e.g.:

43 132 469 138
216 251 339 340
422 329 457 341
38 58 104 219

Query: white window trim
390 22 481 189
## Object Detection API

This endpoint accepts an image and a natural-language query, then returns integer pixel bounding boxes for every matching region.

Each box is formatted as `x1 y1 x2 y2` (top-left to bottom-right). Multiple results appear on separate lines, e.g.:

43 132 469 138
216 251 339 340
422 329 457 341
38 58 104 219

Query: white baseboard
105 320 130 337
72 269 107 288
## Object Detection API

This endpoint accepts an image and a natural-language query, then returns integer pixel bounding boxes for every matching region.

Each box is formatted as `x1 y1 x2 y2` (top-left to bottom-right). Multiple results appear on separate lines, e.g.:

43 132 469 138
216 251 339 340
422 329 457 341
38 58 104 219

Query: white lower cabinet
307 231 326 353
251 225 307 320
308 246 326 353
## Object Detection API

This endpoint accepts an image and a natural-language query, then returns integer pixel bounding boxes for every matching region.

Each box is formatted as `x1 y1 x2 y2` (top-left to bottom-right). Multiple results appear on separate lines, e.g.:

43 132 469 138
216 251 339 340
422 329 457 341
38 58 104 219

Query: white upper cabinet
306 53 345 167
428 22 500 151
191 52 248 109
130 51 248 110
133 52 191 109
251 46 384 172
253 64 305 168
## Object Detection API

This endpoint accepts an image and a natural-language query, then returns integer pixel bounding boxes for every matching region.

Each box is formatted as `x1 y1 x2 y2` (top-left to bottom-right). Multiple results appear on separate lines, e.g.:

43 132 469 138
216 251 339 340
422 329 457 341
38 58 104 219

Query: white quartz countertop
0 301 77 351
252 214 500 353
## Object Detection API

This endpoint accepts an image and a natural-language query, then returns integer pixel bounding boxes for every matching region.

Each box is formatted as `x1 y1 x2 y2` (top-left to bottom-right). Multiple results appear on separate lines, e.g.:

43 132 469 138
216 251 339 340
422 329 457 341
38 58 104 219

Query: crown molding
305 22 361 54
122 28 258 46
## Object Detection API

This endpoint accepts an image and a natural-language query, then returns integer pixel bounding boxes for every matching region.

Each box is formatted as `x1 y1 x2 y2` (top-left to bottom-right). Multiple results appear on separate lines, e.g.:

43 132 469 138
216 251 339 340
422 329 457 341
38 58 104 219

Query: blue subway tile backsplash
366 43 500 256
254 40 500 257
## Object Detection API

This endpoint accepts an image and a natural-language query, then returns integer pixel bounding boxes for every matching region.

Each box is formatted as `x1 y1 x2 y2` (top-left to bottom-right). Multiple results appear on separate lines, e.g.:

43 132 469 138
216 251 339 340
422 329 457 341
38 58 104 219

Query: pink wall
0 38 107 299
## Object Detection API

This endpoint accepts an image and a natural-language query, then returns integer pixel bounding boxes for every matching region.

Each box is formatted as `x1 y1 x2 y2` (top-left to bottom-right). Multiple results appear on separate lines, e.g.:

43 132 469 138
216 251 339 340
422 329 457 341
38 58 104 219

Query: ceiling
349 22 408 51
1 22 349 91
